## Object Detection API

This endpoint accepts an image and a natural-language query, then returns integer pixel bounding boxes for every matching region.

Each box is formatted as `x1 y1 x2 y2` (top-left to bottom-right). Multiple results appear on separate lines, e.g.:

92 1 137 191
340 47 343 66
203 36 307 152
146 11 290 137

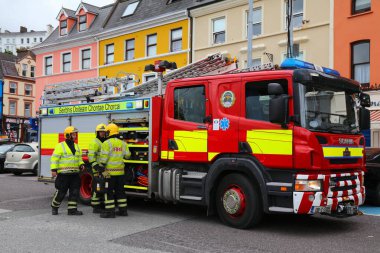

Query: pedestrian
88 123 107 213
50 126 85 215
99 123 130 218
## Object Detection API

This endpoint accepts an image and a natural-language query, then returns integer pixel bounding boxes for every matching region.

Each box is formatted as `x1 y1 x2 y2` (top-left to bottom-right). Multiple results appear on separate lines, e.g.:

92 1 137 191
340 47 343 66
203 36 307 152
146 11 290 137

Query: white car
5 143 39 176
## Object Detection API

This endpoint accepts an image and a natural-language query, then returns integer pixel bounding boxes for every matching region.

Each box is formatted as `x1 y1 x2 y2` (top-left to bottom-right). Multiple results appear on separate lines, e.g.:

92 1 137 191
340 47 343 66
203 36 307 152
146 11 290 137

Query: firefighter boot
100 210 115 218
68 209 83 215
52 207 58 215
116 207 128 216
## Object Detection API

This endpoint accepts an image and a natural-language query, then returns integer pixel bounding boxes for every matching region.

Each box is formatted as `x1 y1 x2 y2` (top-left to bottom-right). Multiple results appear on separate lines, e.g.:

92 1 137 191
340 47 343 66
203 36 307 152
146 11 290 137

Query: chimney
47 24 53 35
20 26 27 33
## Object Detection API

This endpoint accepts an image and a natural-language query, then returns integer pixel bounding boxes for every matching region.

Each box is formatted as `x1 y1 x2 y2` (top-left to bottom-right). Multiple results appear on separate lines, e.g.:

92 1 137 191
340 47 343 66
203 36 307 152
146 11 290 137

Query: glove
79 164 85 171
102 171 110 178
94 164 105 173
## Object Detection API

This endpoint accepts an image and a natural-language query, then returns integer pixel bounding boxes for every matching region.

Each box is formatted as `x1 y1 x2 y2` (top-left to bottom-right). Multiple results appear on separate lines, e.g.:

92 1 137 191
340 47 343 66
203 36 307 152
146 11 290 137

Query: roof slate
62 8 77 19
81 2 100 14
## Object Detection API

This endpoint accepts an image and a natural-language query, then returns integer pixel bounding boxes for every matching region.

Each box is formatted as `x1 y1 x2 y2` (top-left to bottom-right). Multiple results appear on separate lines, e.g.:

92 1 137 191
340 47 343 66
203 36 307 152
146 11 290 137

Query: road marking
0 209 12 214
360 206 380 216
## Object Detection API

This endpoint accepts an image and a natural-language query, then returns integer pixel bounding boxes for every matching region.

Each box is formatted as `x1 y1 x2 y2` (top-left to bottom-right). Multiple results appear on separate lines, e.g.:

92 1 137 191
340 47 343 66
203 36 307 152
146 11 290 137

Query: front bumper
293 172 365 217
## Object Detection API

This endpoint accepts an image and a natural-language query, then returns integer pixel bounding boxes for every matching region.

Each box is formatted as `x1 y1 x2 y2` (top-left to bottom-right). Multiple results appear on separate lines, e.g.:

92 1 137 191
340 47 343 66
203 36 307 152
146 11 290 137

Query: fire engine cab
38 55 370 229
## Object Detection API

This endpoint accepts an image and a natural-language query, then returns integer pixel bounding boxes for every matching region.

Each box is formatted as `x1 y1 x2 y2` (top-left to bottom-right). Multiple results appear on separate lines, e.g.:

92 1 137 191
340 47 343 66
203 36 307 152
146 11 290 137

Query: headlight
295 180 322 192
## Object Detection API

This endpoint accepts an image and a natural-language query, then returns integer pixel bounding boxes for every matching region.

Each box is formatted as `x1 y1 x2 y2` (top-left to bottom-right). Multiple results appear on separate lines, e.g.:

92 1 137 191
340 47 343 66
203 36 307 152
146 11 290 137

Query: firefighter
99 123 131 218
51 126 85 215
88 123 107 213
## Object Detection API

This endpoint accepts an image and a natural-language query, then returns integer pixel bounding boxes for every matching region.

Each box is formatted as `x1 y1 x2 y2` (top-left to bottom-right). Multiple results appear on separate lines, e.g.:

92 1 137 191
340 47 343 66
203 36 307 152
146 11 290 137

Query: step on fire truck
38 53 371 228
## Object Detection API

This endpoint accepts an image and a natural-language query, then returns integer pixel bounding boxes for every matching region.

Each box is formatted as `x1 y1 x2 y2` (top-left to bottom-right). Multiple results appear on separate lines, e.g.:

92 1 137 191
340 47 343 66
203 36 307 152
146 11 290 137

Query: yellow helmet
106 123 119 136
96 123 107 132
64 126 78 138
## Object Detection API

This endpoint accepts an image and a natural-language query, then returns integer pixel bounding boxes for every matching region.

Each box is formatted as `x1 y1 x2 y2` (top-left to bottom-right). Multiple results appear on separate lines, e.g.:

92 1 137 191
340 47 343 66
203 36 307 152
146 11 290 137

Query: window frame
352 0 371 14
170 28 183 52
122 1 140 17
173 85 206 124
246 6 263 38
79 15 87 32
284 0 304 30
61 52 72 73
351 40 370 85
9 100 17 115
212 17 226 44
24 102 32 117
125 39 135 61
81 48 91 70
146 34 157 57
142 73 158 82
105 44 114 65
25 84 32 96
9 82 17 94
60 20 68 36
22 64 28 76
44 55 53 76
30 66 35 78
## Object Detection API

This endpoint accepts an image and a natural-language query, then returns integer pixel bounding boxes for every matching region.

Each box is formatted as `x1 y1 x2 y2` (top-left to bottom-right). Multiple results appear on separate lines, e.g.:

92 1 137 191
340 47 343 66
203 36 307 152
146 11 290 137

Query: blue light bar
280 58 340 76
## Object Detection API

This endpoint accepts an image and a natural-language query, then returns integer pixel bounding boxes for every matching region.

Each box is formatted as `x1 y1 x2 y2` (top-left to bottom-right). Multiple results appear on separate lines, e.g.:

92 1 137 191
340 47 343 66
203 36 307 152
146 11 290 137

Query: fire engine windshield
298 83 359 134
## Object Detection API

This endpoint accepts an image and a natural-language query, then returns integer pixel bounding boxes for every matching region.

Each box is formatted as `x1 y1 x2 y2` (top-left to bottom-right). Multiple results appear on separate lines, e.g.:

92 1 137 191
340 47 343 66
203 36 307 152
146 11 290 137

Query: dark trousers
51 173 81 210
104 175 127 212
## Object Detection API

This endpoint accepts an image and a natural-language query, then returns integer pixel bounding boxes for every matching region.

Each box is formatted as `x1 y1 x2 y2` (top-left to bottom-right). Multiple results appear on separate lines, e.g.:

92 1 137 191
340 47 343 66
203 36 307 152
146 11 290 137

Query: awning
370 110 380 122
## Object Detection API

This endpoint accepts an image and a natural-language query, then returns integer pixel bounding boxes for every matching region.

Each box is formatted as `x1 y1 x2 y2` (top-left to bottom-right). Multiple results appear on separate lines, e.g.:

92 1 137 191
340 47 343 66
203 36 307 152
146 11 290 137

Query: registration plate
5 164 17 168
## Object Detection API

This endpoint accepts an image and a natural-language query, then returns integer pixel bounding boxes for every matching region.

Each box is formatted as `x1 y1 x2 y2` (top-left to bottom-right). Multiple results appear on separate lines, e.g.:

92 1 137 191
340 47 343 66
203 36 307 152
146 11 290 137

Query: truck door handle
197 125 207 129
168 139 178 150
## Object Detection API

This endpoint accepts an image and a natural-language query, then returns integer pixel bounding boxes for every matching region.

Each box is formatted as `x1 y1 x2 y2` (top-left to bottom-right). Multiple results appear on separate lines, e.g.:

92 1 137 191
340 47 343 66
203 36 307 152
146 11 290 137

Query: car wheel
216 173 263 229
13 171 22 176
32 164 38 176
79 165 93 205
372 182 380 206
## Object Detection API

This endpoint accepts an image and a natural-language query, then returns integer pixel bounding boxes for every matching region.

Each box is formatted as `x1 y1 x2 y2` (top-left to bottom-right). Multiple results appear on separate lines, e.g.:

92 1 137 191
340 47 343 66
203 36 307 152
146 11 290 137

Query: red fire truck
38 55 370 228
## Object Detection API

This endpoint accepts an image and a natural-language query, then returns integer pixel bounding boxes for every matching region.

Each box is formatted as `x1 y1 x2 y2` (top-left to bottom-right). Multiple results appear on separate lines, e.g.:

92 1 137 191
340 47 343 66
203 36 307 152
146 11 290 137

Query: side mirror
360 93 371 107
269 95 287 124
268 83 284 95
359 107 370 130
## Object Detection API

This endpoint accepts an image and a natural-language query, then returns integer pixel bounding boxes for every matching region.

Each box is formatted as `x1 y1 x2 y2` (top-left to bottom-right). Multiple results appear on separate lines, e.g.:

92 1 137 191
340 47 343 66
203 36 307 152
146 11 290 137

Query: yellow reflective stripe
174 130 207 152
168 151 174 160
118 203 127 207
208 152 219 161
247 130 293 155
161 151 168 159
117 199 127 203
106 168 124 172
41 134 58 149
322 147 363 158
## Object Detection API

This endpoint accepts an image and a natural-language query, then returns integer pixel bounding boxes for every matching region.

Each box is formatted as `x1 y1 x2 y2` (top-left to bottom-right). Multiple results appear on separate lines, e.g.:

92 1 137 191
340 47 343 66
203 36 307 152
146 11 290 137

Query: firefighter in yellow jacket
99 123 130 218
51 126 85 215
88 123 107 213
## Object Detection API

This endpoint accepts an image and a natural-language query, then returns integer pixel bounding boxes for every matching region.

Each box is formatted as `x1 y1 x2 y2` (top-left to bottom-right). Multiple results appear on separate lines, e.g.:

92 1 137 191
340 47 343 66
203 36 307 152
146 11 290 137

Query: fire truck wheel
79 166 93 205
216 173 263 229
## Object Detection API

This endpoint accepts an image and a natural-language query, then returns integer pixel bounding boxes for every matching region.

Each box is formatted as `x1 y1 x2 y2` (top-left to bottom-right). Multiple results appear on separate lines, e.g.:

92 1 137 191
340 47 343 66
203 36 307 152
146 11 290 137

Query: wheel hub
223 186 246 216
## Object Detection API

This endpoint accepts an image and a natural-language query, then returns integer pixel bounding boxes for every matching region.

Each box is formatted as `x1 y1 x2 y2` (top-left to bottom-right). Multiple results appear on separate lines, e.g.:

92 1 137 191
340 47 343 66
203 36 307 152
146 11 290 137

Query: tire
372 182 380 206
32 164 38 176
13 171 22 176
216 173 263 229
79 165 93 205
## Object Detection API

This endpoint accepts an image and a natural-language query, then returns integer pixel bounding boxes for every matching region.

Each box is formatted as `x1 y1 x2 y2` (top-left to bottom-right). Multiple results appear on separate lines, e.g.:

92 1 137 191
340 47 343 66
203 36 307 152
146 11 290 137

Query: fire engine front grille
329 159 358 164
328 173 360 197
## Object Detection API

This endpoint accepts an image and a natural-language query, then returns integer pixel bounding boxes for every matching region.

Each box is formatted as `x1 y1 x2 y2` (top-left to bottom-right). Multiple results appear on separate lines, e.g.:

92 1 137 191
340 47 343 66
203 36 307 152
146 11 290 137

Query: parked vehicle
38 55 370 228
365 148 380 205
5 143 39 176
0 144 16 173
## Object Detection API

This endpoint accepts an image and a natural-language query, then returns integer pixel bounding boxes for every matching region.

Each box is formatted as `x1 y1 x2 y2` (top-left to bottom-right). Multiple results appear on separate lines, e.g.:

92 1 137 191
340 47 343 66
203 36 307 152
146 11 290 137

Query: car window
0 145 14 152
372 154 380 164
12 145 35 152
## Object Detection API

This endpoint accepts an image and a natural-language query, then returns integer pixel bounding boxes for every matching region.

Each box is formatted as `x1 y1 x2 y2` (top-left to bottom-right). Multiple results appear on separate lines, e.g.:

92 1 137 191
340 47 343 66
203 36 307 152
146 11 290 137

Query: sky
0 0 115 32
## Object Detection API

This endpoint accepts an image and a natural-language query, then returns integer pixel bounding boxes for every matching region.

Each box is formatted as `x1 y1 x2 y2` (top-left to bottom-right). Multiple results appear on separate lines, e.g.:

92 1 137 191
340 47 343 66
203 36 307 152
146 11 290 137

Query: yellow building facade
99 19 189 83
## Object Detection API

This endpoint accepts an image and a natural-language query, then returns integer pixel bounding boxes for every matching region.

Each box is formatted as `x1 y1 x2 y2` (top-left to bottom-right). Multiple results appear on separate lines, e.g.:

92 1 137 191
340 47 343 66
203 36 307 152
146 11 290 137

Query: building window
285 0 304 29
147 34 157 57
81 49 91 69
125 39 135 61
9 82 17 94
22 64 28 76
79 15 87 31
352 40 370 84
33 38 37 43
21 38 24 44
60 20 68 36
170 28 182 52
30 66 35 77
24 103 31 117
6 38 9 43
45 56 53 75
40 37 43 42
283 48 304 61
27 38 30 43
352 0 371 14
174 86 206 123
122 1 139 17
25 84 32 96
12 38 15 43
9 101 16 115
143 73 157 82
246 7 262 37
62 52 71 72
105 44 114 64
212 17 225 44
